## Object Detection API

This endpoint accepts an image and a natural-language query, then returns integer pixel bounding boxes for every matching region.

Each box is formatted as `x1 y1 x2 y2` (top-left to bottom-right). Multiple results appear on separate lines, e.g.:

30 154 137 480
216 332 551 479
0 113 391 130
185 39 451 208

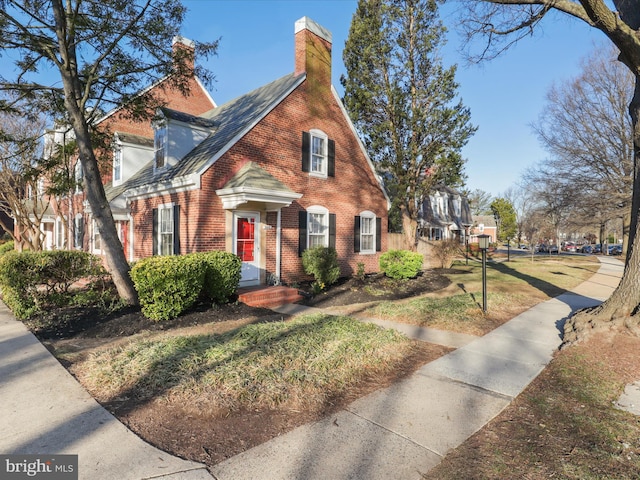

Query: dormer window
74 161 83 193
113 145 122 185
154 120 167 170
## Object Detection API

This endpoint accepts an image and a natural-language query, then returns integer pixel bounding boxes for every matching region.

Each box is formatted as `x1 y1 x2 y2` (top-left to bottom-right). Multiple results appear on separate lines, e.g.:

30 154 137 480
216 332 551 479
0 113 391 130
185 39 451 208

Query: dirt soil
32 271 453 468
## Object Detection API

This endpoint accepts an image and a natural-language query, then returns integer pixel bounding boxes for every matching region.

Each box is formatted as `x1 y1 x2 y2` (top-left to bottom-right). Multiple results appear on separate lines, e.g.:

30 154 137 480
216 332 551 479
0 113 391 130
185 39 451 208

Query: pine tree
341 0 476 248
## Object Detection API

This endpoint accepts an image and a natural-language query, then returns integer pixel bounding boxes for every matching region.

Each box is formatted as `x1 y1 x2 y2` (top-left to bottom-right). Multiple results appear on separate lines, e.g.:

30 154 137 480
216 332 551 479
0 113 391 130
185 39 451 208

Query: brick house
470 215 498 244
39 37 216 254
99 17 388 287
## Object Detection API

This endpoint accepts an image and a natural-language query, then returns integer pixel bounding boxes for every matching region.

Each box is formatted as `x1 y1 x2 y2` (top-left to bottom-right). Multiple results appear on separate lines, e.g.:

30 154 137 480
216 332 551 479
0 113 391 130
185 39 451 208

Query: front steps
237 285 304 308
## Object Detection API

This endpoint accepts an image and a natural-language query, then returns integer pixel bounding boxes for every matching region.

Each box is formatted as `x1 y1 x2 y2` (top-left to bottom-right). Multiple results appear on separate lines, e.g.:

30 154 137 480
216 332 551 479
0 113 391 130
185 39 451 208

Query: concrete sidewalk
0 302 214 480
211 256 623 480
0 256 623 480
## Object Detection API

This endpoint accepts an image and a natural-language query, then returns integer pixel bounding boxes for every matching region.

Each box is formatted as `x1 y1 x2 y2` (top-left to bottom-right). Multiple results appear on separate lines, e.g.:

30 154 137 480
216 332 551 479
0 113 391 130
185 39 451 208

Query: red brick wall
177 79 388 283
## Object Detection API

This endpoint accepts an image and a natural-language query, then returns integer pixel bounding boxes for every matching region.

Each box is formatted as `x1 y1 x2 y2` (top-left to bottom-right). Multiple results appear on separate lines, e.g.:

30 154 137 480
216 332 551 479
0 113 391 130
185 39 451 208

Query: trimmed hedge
0 250 104 319
379 249 423 280
130 251 242 322
130 255 207 322
196 251 242 304
0 241 14 256
302 246 340 290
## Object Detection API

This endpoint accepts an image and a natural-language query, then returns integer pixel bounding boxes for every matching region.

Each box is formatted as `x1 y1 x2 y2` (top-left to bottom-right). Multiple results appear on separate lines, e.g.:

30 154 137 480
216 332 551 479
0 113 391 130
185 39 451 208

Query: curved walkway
212 256 623 480
0 256 623 480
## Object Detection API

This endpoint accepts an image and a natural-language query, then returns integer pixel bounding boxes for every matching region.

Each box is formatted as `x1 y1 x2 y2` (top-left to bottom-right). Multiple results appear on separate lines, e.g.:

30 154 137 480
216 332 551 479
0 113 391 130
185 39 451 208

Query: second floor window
154 123 167 170
74 162 83 193
302 130 335 177
113 147 122 184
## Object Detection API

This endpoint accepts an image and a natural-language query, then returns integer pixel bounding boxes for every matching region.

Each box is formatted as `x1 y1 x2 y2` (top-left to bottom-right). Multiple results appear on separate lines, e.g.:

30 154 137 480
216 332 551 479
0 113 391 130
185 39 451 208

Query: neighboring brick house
470 215 498 244
418 185 472 244
40 37 216 254
103 17 389 287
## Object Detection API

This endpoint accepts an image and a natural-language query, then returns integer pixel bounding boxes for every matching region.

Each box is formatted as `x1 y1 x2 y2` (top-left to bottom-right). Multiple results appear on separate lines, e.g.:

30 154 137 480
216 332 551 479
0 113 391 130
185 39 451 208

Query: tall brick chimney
172 36 195 75
294 17 332 90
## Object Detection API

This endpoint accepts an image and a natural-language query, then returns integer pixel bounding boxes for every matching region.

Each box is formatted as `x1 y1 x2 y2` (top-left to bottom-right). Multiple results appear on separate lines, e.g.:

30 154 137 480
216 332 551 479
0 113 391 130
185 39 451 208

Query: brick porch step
237 285 304 308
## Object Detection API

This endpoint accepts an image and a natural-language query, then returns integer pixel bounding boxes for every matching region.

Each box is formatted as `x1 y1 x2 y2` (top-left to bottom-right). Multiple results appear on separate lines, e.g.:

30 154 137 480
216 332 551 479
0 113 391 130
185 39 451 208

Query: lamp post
478 234 490 313
507 237 511 262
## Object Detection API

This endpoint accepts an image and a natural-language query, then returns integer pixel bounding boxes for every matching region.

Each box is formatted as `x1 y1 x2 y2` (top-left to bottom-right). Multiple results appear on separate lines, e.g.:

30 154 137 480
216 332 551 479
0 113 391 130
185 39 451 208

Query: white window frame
74 161 83 194
91 219 101 253
453 196 462 217
74 214 83 250
309 129 328 177
307 205 329 248
55 216 66 249
113 145 122 185
158 203 175 256
154 121 167 171
358 210 376 254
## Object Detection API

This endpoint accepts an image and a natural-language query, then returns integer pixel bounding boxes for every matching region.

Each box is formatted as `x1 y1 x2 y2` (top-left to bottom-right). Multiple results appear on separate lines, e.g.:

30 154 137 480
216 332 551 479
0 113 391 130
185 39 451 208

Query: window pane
311 136 325 173
114 149 122 181
159 206 174 255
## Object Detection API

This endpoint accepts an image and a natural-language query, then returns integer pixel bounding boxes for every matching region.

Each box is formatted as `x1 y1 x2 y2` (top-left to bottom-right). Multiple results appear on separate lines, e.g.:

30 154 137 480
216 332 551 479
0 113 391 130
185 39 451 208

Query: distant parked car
563 242 577 253
549 245 559 254
580 245 593 254
537 244 548 253
594 244 602 254
609 244 622 255
519 244 528 249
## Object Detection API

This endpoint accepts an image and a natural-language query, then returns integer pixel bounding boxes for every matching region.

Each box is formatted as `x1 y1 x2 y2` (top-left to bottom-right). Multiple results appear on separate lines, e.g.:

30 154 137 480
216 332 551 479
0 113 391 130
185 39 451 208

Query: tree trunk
52 1 138 306
564 74 640 343
71 116 138 305
400 203 418 251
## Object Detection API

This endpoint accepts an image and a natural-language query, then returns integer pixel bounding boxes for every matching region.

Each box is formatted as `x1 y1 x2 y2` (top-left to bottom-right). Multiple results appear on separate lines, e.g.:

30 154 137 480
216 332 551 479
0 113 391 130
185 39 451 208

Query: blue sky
182 0 606 197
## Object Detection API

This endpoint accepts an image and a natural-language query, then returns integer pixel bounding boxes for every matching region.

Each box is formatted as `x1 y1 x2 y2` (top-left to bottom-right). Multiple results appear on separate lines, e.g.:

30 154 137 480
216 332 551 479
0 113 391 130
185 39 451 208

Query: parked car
549 245 559 254
594 244 602 254
562 242 577 253
609 244 623 255
580 244 593 254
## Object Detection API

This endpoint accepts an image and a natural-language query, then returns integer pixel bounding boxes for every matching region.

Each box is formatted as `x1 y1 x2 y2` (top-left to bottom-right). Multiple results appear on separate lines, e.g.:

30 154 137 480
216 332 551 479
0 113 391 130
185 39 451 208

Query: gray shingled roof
115 72 305 199
221 161 296 193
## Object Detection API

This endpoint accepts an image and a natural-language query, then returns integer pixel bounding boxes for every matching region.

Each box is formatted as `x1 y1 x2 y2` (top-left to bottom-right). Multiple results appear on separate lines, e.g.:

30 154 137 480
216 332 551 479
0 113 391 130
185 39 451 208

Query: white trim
275 209 282 284
233 211 261 287
308 128 328 178
358 210 376 255
215 186 302 210
157 202 175 256
307 205 329 249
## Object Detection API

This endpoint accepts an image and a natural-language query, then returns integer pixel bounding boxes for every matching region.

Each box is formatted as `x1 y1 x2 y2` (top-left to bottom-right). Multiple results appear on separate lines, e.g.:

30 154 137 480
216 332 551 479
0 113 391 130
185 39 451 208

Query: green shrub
379 249 423 279
196 251 242 304
130 254 207 321
302 246 340 290
0 240 14 256
0 250 104 319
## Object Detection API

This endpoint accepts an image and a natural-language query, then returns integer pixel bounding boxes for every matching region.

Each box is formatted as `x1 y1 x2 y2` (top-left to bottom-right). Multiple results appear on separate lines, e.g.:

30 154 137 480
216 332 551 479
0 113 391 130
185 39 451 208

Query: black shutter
376 217 382 252
301 131 310 172
354 216 361 253
152 208 158 255
329 213 336 249
328 139 335 177
173 205 180 255
298 210 307 256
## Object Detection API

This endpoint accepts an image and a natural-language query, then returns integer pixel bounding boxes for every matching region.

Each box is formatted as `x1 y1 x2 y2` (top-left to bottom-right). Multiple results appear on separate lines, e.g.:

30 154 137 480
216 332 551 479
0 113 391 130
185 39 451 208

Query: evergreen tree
341 0 476 249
